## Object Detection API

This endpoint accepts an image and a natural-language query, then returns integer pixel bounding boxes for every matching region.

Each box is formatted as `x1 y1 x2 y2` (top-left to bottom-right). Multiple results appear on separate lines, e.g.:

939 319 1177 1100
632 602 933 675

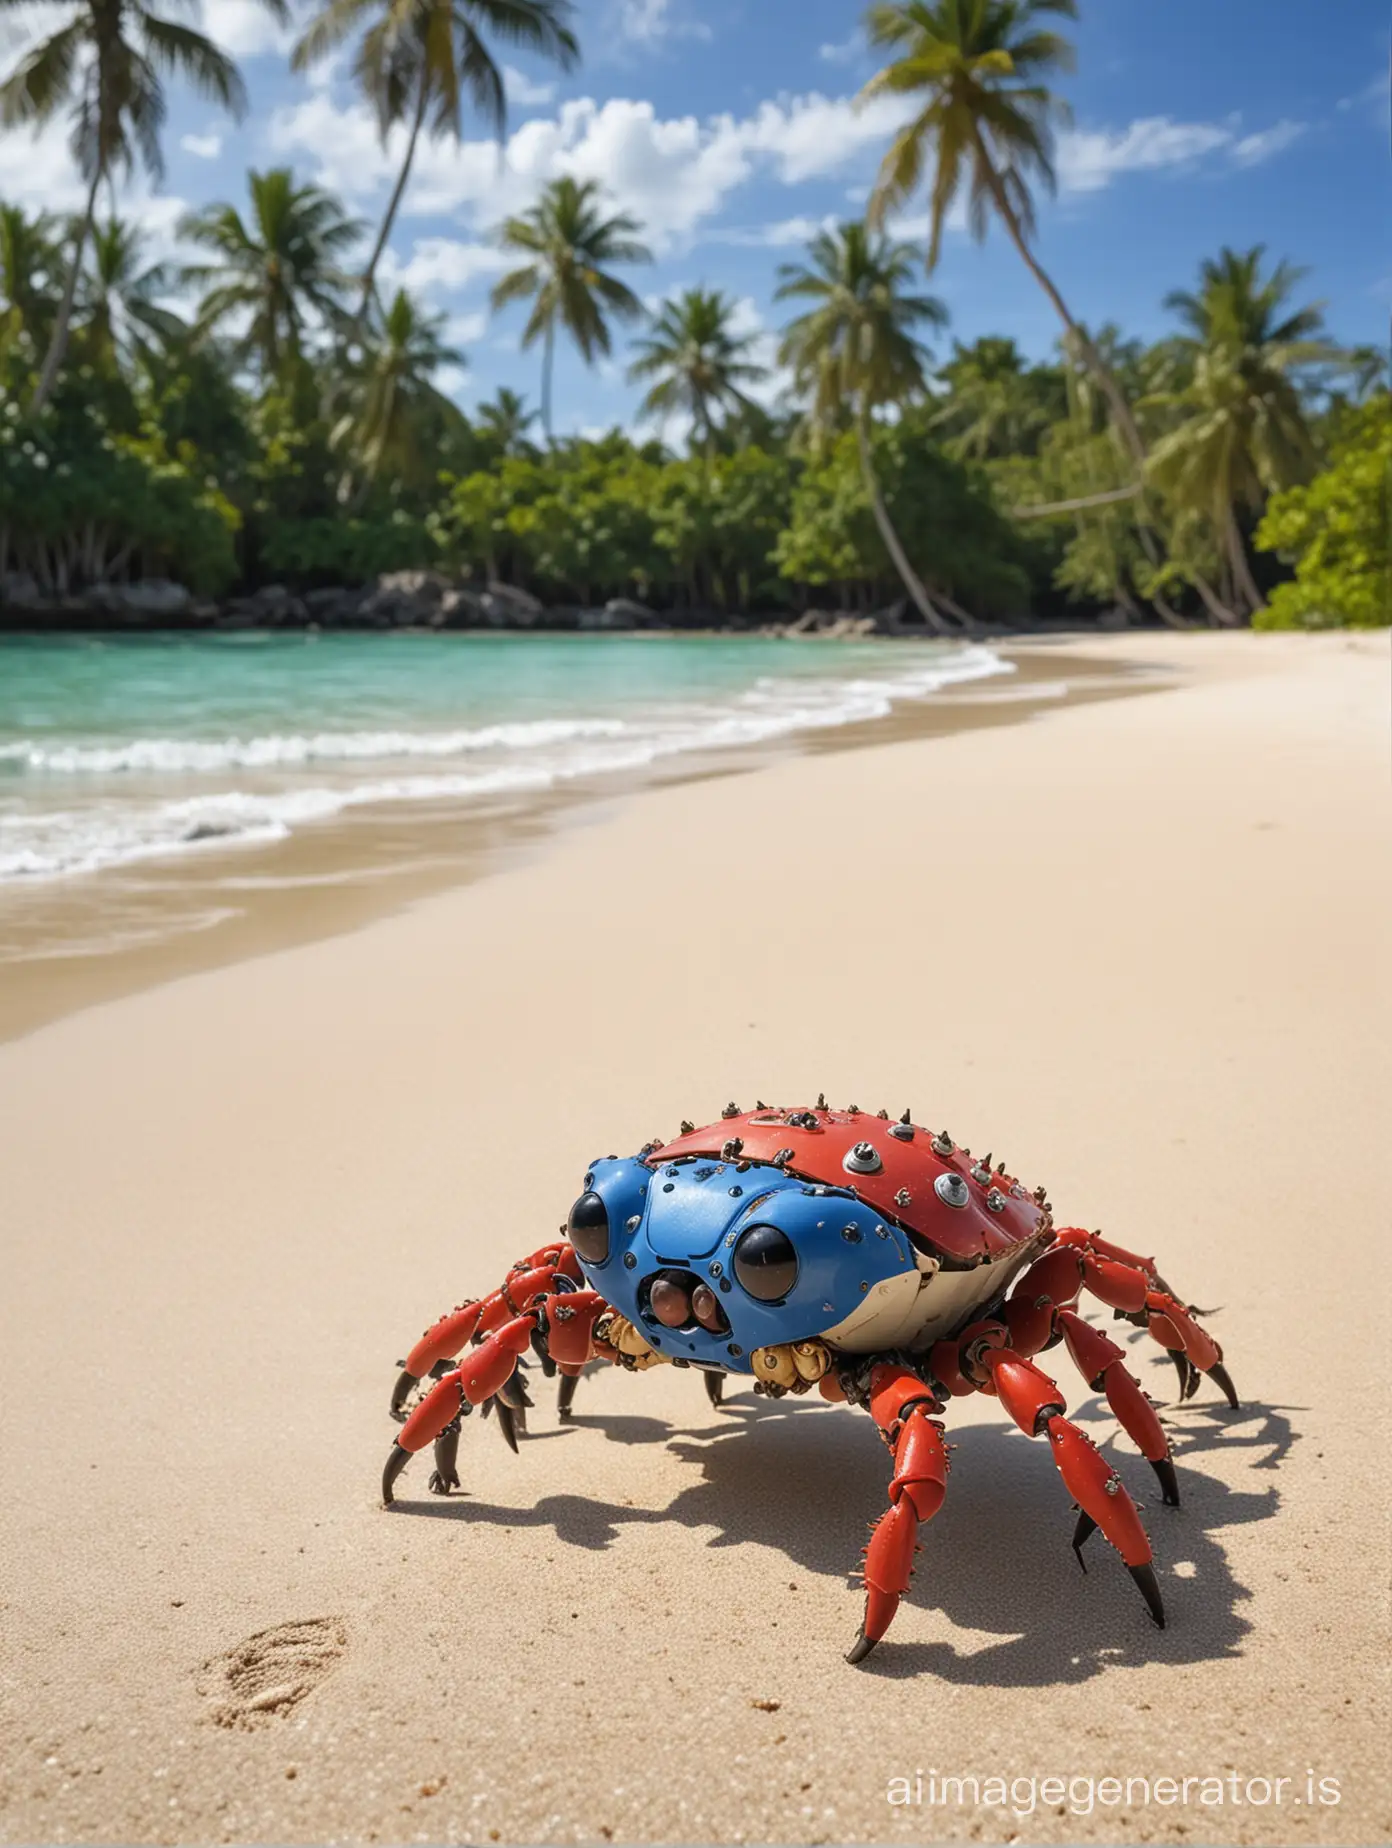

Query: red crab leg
846 1366 950 1665
978 1347 1165 1628
1055 1227 1240 1408
389 1241 582 1420
1055 1308 1179 1506
381 1290 612 1505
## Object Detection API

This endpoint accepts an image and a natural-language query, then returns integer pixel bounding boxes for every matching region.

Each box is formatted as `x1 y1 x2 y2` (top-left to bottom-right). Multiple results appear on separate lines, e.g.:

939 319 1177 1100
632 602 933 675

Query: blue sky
0 0 1385 434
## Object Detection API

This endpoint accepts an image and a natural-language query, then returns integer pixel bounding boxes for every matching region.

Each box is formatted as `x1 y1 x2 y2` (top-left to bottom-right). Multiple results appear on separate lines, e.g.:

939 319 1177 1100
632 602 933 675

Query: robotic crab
382 1100 1239 1663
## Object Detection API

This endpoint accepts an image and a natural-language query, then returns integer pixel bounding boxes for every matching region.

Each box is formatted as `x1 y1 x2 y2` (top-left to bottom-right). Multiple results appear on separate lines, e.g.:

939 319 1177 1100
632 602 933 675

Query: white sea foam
0 643 1011 883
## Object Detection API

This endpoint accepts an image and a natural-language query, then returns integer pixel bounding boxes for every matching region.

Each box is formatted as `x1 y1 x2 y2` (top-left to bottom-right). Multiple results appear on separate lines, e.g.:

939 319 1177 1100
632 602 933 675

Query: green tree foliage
1254 396 1391 629
775 411 1031 618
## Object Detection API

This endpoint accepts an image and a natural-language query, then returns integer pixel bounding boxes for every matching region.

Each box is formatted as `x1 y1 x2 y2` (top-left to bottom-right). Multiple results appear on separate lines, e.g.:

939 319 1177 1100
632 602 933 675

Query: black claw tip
557 1373 579 1421
494 1398 520 1454
1207 1361 1241 1409
1071 1510 1098 1570
1181 1354 1201 1400
427 1471 460 1495
390 1368 418 1423
381 1442 411 1506
704 1371 725 1409
1129 1562 1166 1627
845 1627 878 1665
1151 1456 1181 1506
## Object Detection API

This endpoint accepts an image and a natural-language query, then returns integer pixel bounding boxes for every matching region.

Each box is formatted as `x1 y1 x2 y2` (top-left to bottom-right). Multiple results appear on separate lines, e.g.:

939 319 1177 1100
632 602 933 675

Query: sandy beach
1 629 1388 1846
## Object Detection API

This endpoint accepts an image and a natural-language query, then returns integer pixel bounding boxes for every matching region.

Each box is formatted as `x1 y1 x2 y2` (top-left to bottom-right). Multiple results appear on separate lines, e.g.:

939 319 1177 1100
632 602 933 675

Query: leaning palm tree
627 287 767 457
776 220 953 631
332 288 466 496
859 0 1147 472
80 217 184 369
491 177 650 440
291 0 577 328
179 169 363 379
474 384 538 455
0 0 258 411
1145 247 1347 619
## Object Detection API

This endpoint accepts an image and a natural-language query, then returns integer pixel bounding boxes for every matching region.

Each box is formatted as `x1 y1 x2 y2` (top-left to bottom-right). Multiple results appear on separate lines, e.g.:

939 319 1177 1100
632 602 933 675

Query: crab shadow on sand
390 1337 1297 1688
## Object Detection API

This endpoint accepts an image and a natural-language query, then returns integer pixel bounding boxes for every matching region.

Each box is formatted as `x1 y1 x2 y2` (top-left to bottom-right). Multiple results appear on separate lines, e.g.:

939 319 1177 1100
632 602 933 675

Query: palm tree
332 287 465 495
179 169 363 379
291 0 577 328
491 177 650 440
475 385 538 455
1145 246 1347 618
628 287 767 457
933 334 1062 459
0 0 257 412
0 203 61 361
859 0 1147 472
80 217 184 369
776 220 952 630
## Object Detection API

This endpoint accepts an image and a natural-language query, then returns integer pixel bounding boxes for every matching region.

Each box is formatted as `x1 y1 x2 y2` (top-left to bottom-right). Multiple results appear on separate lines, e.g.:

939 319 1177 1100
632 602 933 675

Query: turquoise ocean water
0 631 1011 885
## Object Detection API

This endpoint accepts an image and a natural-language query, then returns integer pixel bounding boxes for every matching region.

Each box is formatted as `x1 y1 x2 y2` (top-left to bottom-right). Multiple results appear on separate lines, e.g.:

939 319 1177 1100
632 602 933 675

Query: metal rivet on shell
931 1131 953 1157
729 1186 743 1197
843 1140 883 1175
934 1173 970 1209
985 1188 1006 1213
894 1187 912 1208
721 1137 744 1161
623 1253 636 1269
1104 1478 1120 1496
625 1215 640 1232
773 1147 794 1165
662 1182 674 1193
722 1102 740 1118
727 1343 742 1357
708 1261 723 1277
680 1121 694 1135
841 1224 862 1243
889 1122 913 1141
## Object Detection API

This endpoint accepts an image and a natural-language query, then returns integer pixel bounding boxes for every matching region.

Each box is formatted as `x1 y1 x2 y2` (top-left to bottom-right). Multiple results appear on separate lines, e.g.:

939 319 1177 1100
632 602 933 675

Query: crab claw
428 1425 461 1495
1208 1361 1241 1410
494 1398 520 1453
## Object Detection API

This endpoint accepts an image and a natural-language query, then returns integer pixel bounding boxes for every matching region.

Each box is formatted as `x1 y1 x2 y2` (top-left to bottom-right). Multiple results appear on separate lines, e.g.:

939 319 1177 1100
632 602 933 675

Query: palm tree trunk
1227 508 1266 616
974 147 1146 471
30 165 102 415
541 320 554 442
355 75 430 330
856 414 960 636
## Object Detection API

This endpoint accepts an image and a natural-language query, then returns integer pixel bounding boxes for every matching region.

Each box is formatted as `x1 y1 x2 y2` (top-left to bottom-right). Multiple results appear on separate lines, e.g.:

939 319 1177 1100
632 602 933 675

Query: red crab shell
649 1105 1047 1266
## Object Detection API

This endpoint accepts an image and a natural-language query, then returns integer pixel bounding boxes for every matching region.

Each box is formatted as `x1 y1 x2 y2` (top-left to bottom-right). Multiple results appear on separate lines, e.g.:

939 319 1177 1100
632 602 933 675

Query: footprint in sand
200 1617 346 1729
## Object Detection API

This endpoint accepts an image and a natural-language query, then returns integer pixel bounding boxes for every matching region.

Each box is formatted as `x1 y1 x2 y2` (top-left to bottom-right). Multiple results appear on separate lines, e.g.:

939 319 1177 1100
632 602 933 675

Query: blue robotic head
566 1151 918 1374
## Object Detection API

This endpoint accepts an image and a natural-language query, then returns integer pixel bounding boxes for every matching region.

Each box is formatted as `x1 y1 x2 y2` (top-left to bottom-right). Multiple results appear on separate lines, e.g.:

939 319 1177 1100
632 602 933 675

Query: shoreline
0 626 1386 1845
0 637 1168 1045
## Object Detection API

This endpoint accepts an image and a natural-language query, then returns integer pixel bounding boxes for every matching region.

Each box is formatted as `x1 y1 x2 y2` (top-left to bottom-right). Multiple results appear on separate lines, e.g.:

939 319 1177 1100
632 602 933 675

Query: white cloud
270 91 908 247
1229 119 1305 166
818 35 861 66
443 310 488 346
611 0 709 46
710 214 837 249
180 131 223 160
1057 113 1306 192
503 65 556 108
1056 116 1232 192
379 238 513 294
199 0 293 59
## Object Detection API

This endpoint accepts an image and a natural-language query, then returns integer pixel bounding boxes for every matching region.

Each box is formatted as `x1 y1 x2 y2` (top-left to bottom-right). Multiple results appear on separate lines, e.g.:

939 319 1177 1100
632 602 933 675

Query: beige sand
1 630 1388 1846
